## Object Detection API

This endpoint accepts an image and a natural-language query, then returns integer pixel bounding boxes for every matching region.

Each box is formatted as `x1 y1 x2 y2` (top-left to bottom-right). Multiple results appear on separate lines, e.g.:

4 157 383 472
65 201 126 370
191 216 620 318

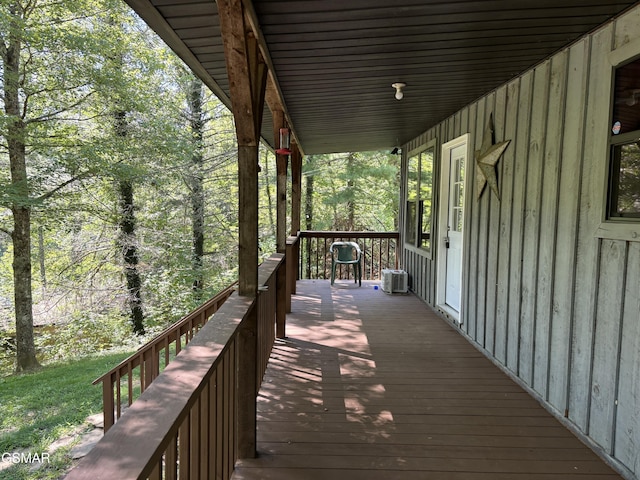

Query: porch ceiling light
392 82 406 100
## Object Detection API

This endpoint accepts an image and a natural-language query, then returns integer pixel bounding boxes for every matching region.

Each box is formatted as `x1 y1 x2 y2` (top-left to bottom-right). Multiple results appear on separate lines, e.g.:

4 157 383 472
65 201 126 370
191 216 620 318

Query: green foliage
304 151 400 231
0 351 134 479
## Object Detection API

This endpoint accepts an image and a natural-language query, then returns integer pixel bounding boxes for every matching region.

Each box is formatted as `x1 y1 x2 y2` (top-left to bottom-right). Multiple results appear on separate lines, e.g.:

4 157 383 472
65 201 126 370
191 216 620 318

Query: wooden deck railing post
102 373 115 431
285 236 297 314
276 259 287 338
237 305 258 459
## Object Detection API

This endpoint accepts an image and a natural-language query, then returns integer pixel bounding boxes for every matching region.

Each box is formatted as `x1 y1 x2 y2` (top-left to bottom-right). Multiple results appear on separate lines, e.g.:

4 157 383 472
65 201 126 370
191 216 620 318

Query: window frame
608 132 640 220
595 39 640 242
404 138 437 256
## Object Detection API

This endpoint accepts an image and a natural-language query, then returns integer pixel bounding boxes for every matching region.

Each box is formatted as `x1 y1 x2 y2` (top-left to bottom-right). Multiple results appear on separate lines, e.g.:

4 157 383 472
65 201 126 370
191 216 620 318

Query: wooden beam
218 0 268 297
247 32 267 143
290 144 302 235
242 1 303 155
265 74 282 116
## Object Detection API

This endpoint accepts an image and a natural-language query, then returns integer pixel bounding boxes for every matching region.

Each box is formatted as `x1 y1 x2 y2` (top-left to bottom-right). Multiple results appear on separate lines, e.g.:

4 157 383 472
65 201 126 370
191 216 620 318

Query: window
406 154 419 243
608 56 640 219
405 141 435 252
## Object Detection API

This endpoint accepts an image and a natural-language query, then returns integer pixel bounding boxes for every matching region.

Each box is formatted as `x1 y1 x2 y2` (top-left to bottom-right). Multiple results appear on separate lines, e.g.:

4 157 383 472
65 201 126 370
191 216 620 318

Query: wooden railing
67 253 284 480
94 282 237 432
299 231 399 281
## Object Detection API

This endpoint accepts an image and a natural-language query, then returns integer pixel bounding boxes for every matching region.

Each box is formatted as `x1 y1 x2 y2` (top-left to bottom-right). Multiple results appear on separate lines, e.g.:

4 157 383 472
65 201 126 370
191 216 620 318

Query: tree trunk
12 205 39 372
115 111 145 335
4 3 40 371
263 148 275 236
187 77 205 294
38 225 46 294
118 178 145 335
346 153 355 230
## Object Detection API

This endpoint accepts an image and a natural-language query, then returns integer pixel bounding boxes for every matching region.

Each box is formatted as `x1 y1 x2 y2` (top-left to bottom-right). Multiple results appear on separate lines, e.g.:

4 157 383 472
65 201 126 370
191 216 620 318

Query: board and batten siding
401 5 640 479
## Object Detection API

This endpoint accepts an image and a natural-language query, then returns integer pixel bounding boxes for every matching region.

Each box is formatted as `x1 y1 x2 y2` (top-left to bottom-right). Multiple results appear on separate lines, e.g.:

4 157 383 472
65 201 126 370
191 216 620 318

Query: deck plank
231 280 623 480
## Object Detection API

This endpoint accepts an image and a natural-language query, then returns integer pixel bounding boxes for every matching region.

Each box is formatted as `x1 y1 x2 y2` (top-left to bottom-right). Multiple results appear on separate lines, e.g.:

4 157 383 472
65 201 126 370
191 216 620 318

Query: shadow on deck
232 280 623 480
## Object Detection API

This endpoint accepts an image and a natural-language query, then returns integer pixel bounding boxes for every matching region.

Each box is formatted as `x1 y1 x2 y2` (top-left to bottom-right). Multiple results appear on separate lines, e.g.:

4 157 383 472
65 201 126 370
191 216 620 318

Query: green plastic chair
329 241 362 286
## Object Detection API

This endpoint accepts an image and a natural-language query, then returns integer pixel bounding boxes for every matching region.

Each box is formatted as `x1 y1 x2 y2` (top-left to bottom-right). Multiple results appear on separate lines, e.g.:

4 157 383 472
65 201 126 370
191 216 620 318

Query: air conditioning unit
381 269 408 293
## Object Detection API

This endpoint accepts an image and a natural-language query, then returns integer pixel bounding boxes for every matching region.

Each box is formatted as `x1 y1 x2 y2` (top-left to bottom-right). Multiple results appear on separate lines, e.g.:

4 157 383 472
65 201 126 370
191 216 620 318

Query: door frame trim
436 134 470 323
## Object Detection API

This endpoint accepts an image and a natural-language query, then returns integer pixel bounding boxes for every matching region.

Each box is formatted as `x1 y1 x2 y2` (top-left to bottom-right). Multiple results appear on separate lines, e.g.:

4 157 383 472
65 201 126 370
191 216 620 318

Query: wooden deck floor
231 280 624 480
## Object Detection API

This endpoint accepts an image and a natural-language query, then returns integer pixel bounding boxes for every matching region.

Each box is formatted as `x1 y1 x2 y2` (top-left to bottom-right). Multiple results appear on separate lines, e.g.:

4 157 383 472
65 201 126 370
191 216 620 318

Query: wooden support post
273 109 288 337
218 0 266 460
289 145 302 297
238 145 259 296
236 307 257 459
290 145 302 236
218 0 267 297
102 375 115 432
276 265 287 338
286 238 294 313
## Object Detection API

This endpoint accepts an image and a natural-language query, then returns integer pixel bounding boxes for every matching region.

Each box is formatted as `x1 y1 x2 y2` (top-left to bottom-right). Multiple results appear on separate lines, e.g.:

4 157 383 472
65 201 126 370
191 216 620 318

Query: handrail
67 253 284 480
94 282 237 432
300 230 399 239
299 230 399 281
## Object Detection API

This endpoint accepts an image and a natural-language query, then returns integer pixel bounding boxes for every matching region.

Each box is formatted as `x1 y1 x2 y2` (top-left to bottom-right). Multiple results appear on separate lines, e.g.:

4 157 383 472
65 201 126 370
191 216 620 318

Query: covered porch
232 280 622 480
65 0 640 478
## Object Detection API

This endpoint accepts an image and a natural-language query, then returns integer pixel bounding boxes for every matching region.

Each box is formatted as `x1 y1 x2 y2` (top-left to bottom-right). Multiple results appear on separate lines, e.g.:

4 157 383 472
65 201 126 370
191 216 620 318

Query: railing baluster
115 369 121 419
149 460 161 480
216 357 224 480
190 398 200 480
139 352 146 393
165 435 178 480
222 346 235 478
208 370 218 477
164 335 170 370
127 363 133 407
228 341 237 478
178 415 190 480
200 382 210 478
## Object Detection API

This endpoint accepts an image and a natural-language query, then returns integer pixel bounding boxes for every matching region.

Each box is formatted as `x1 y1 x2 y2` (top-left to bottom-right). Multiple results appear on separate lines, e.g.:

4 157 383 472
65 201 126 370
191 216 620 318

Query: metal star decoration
475 114 511 200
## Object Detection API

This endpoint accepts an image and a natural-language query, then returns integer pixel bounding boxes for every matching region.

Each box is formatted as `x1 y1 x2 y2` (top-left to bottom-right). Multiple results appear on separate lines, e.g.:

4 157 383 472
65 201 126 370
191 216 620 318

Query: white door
437 135 468 321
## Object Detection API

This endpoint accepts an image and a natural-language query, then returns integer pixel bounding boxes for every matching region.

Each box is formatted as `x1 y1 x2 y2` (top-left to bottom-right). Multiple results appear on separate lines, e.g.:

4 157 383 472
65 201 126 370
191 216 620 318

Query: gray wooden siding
401 5 640 479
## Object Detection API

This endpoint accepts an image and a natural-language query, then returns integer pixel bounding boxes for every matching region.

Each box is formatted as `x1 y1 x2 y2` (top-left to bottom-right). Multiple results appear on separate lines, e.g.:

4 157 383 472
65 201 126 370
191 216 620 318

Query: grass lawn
0 351 134 480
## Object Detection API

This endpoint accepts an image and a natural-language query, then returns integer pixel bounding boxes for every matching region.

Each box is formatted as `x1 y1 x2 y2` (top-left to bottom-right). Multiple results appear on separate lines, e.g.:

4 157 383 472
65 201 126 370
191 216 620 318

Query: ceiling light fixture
392 82 406 100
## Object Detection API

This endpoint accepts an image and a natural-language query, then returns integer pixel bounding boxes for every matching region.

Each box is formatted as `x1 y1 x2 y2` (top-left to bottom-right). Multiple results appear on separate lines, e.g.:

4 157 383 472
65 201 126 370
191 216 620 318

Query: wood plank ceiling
126 0 639 154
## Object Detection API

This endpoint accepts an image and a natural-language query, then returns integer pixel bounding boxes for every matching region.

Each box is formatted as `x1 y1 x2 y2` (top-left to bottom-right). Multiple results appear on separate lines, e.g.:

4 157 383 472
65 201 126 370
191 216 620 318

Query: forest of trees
0 0 399 375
